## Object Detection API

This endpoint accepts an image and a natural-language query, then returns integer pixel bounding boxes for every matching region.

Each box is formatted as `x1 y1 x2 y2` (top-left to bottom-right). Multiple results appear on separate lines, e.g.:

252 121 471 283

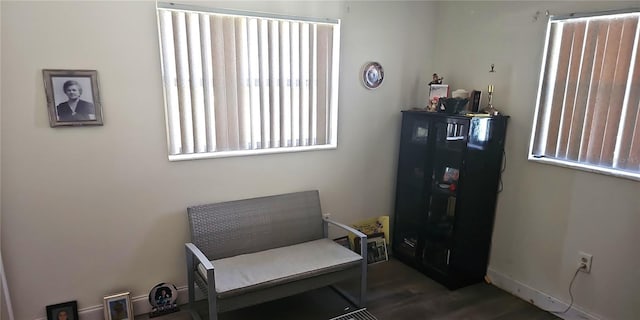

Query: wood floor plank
493 304 561 320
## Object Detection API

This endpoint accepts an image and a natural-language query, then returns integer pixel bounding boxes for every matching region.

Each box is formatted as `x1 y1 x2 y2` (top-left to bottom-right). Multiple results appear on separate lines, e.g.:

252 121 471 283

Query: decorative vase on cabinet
392 111 508 289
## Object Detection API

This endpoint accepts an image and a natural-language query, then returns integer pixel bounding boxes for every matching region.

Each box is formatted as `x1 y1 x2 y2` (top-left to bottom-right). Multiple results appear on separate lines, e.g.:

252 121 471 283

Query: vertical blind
531 12 640 174
157 5 340 158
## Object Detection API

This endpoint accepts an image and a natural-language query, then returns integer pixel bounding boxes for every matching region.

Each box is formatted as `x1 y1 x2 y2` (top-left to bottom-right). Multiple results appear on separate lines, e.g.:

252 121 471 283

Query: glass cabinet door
394 115 431 260
421 119 468 273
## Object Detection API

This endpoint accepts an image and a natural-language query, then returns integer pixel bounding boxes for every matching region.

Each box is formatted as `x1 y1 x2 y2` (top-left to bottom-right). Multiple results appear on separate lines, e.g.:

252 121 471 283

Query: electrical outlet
578 252 593 273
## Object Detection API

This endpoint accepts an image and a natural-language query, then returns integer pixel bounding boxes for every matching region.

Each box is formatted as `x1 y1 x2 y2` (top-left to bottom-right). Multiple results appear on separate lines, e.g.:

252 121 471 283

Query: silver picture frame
42 69 103 127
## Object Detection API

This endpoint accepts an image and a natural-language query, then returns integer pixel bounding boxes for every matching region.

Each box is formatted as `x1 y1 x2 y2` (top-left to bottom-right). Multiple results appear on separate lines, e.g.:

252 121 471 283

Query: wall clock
361 62 384 89
148 282 179 317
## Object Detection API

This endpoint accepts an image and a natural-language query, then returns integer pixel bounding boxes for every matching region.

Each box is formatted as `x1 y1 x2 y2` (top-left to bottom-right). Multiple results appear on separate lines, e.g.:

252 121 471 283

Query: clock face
148 283 178 307
362 62 384 89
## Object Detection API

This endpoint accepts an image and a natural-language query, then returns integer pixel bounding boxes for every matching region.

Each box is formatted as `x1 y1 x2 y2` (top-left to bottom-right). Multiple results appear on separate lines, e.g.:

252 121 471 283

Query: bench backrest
187 190 324 260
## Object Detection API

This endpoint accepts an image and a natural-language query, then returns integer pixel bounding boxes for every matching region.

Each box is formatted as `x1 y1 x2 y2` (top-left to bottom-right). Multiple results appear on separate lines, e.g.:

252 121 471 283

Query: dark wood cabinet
393 111 508 289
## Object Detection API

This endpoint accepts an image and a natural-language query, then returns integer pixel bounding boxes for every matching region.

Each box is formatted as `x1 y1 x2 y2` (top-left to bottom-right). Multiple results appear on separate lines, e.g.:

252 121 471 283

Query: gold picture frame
103 292 134 320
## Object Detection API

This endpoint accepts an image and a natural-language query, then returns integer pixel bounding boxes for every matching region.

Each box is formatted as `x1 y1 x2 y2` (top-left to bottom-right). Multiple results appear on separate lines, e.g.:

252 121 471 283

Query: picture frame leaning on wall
42 69 103 127
103 292 134 320
46 300 79 320
354 232 389 264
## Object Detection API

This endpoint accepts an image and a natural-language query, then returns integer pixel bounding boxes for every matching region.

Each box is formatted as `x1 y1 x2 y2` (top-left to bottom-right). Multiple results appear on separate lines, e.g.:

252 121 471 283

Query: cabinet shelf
393 111 508 290
435 143 465 153
422 227 453 242
431 185 457 197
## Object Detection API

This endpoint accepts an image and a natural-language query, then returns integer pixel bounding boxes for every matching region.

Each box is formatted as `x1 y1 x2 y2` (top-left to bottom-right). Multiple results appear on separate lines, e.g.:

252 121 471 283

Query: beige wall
0 1 9 318
8 1 638 319
432 1 640 319
0 1 436 318
0 0 4 318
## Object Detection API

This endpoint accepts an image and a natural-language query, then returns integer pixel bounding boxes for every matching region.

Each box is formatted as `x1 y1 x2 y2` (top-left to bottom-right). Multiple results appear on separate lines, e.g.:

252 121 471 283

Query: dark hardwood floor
365 260 558 320
136 259 558 320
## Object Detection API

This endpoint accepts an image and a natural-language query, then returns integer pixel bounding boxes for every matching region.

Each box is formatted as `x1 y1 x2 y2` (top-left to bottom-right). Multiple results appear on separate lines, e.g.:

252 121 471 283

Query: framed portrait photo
354 232 389 265
46 300 78 320
103 292 134 320
429 84 450 101
42 69 103 127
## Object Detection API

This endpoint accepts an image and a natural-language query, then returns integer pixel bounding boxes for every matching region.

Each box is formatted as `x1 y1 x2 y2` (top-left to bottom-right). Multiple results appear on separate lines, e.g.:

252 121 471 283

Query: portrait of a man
43 69 103 127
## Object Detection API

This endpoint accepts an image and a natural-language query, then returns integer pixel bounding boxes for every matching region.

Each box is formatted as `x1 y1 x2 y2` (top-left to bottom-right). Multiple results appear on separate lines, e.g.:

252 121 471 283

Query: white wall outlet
578 251 593 273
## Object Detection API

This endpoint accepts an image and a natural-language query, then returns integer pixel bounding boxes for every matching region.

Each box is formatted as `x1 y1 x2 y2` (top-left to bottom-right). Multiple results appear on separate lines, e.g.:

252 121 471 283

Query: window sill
169 144 337 161
528 156 640 182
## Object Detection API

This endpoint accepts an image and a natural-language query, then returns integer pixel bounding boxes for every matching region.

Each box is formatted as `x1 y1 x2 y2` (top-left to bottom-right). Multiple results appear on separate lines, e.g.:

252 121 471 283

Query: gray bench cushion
198 238 362 298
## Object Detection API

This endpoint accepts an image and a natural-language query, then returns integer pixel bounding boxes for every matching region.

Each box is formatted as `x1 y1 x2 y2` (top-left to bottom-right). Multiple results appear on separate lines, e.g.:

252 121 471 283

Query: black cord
501 150 507 173
497 150 506 193
542 266 582 314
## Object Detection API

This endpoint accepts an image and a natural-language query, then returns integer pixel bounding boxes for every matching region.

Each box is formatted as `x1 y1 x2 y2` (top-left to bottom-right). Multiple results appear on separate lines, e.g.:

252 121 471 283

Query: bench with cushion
185 190 367 320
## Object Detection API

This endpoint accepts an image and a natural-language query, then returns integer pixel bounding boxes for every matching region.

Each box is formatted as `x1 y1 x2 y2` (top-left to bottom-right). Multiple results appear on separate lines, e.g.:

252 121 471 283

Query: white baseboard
487 268 602 320
35 285 202 320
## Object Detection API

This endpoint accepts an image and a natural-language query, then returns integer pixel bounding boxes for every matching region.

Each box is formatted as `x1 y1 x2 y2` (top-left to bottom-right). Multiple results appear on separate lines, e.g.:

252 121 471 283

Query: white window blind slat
223 17 240 150
617 20 640 170
199 14 217 152
269 19 281 148
310 24 318 145
300 23 310 147
159 10 182 155
186 12 207 153
280 21 292 148
258 19 271 149
329 23 341 144
235 18 251 150
211 15 229 151
316 24 330 145
247 18 261 149
174 12 195 154
291 22 301 147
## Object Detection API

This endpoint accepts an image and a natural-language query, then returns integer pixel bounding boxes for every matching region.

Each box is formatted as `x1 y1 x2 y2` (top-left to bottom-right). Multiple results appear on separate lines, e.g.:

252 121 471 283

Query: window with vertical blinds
156 3 340 160
530 11 640 181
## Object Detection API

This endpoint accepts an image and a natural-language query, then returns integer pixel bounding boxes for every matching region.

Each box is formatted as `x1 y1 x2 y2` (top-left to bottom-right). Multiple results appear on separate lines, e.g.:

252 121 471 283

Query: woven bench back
187 190 324 260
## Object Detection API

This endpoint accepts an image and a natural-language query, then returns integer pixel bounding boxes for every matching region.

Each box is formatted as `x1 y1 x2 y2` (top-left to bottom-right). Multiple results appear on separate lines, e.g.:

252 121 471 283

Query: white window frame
156 2 341 161
529 9 640 181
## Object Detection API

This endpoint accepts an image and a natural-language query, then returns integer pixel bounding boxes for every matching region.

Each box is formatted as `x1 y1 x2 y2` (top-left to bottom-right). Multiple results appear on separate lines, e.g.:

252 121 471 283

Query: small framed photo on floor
355 232 389 264
46 300 78 320
42 69 103 127
104 292 134 320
